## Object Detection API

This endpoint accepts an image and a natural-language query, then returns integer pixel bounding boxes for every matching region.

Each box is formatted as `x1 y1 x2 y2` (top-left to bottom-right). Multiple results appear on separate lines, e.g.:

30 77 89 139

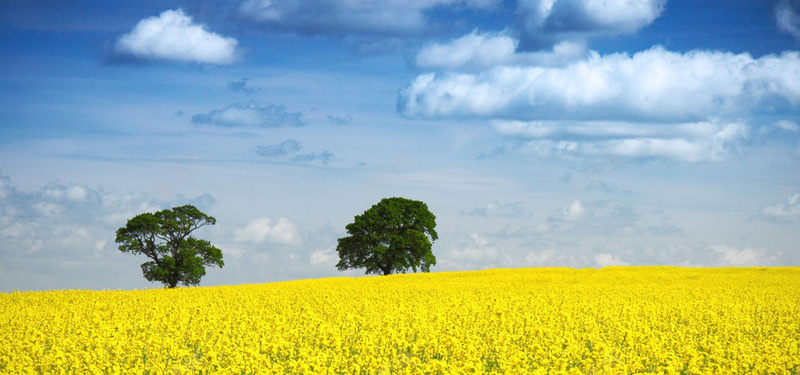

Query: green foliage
336 197 438 276
115 205 223 288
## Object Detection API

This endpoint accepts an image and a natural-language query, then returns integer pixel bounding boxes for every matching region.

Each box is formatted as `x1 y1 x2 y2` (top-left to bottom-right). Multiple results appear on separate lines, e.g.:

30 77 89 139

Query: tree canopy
336 197 438 276
115 205 223 288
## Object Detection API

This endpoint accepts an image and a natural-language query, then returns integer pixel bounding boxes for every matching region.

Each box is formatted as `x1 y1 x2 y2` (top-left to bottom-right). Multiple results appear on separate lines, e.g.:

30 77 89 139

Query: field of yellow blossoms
2 267 799 374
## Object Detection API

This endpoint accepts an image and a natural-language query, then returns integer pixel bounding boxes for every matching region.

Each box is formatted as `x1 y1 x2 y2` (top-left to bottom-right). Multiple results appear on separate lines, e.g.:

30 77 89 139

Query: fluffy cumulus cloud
113 9 240 64
416 31 518 70
401 47 800 121
234 217 301 245
238 0 500 36
515 0 666 45
192 103 305 127
776 0 800 42
416 31 589 70
402 45 800 161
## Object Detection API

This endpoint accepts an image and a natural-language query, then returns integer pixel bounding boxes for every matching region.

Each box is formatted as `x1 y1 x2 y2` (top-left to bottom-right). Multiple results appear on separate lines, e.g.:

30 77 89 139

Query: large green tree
336 197 438 276
115 205 223 288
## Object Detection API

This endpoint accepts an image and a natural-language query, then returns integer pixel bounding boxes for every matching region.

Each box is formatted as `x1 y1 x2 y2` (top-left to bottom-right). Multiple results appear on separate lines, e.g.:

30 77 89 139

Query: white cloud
605 122 747 162
192 103 304 128
400 46 800 122
551 199 587 222
254 139 335 164
710 245 780 267
401 44 799 161
219 246 246 260
66 185 88 201
492 119 748 161
544 199 683 237
93 240 107 252
292 150 335 164
774 120 800 133
758 193 800 223
234 217 301 245
40 184 89 202
310 248 337 264
460 201 530 218
416 31 590 70
33 202 65 217
114 9 239 65
256 139 302 158
238 0 500 36
524 249 555 264
776 0 800 42
416 31 517 70
227 78 260 94
439 233 513 270
594 252 630 267
516 0 666 42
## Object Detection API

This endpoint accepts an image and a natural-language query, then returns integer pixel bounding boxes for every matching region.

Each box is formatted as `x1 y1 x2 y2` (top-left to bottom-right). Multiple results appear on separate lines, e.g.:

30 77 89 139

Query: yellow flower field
1 267 799 374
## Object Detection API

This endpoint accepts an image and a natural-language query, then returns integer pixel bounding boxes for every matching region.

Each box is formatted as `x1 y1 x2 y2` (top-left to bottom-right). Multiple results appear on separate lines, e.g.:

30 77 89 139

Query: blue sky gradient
1 0 800 291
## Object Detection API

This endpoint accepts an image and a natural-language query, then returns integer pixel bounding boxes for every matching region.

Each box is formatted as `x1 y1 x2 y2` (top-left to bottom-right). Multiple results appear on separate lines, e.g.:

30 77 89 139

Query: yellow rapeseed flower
1 267 798 374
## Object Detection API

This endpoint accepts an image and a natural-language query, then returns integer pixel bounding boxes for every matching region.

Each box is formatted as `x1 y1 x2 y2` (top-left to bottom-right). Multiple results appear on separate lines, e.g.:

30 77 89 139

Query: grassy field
1 267 799 374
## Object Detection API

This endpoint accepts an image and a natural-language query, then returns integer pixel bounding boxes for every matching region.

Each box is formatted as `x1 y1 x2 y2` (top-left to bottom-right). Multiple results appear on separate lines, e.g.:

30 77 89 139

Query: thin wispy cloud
192 103 305 128
227 78 260 94
326 115 354 126
776 0 800 43
461 201 531 218
293 150 335 164
256 139 302 158
490 119 748 161
255 139 335 164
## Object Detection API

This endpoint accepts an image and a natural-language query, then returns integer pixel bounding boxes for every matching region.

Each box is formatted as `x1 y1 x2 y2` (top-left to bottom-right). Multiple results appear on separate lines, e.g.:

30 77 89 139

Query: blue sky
2 0 800 291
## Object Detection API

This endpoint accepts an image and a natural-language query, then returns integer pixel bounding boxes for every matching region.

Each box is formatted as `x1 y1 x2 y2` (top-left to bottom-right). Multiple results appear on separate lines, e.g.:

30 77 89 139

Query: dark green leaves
336 197 438 276
115 205 223 288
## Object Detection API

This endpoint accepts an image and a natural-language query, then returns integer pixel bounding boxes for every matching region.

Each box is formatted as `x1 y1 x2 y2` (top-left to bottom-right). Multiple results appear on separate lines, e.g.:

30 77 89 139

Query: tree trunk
382 267 392 276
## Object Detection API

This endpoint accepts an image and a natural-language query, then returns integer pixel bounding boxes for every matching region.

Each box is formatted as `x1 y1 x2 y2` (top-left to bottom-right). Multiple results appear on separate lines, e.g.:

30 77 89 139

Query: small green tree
336 197 438 276
115 205 223 288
